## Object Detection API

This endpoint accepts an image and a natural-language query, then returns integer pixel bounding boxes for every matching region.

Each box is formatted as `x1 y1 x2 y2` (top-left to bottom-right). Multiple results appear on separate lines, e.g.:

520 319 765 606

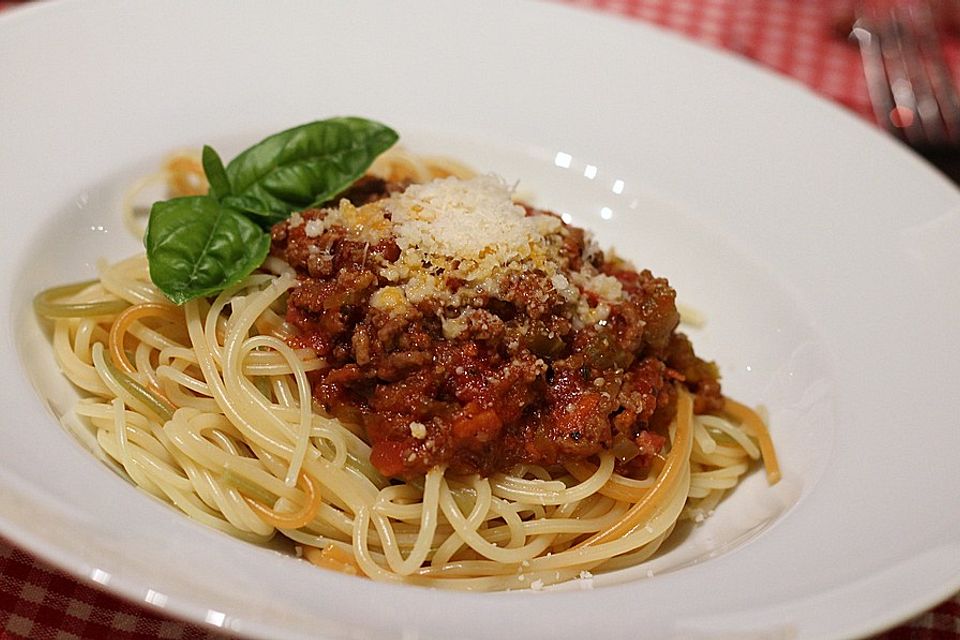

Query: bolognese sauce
271 174 722 479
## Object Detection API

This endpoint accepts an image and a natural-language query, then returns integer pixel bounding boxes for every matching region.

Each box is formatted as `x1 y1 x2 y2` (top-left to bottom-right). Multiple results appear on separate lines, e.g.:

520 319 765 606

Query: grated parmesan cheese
300 175 625 326
583 273 623 302
377 175 569 309
577 570 595 590
409 421 427 439
390 175 541 261
441 313 469 339
304 219 325 238
369 286 407 311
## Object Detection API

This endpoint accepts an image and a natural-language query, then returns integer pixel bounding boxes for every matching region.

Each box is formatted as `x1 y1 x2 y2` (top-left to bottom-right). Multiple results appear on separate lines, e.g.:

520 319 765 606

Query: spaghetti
35 150 779 591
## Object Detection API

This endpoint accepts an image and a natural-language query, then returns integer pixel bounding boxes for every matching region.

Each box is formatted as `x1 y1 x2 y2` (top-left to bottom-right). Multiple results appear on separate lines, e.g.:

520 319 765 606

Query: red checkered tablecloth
566 0 875 117
1 1 958 638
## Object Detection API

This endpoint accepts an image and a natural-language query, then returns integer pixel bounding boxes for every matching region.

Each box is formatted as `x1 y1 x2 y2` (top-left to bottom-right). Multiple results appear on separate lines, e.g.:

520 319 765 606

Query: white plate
2 1 959 638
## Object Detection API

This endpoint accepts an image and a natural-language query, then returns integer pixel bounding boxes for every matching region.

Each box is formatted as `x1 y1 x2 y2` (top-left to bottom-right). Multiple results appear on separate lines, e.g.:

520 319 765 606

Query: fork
851 1 960 180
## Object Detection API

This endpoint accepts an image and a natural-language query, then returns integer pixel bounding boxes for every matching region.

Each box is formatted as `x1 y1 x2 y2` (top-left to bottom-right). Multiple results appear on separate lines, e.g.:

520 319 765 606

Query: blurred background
0 1 957 639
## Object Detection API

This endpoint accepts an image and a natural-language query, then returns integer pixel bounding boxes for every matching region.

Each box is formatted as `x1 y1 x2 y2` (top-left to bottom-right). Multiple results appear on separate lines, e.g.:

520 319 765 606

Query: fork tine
877 7 929 145
852 8 923 144
853 1 960 151
890 4 950 145
852 13 902 137
909 2 960 145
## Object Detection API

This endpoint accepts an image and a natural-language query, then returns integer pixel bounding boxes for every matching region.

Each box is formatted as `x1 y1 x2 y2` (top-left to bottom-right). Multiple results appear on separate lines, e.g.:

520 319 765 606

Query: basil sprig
145 117 398 304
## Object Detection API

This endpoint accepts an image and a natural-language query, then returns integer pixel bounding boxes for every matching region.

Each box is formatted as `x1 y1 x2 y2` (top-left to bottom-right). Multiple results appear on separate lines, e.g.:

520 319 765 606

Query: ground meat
331 175 405 207
271 189 722 479
665 332 723 414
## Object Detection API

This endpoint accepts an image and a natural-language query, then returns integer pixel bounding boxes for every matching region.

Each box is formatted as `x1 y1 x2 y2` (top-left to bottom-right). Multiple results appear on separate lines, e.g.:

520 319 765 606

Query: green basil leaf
202 145 232 200
221 194 288 228
225 117 398 214
145 196 270 304
145 117 400 305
